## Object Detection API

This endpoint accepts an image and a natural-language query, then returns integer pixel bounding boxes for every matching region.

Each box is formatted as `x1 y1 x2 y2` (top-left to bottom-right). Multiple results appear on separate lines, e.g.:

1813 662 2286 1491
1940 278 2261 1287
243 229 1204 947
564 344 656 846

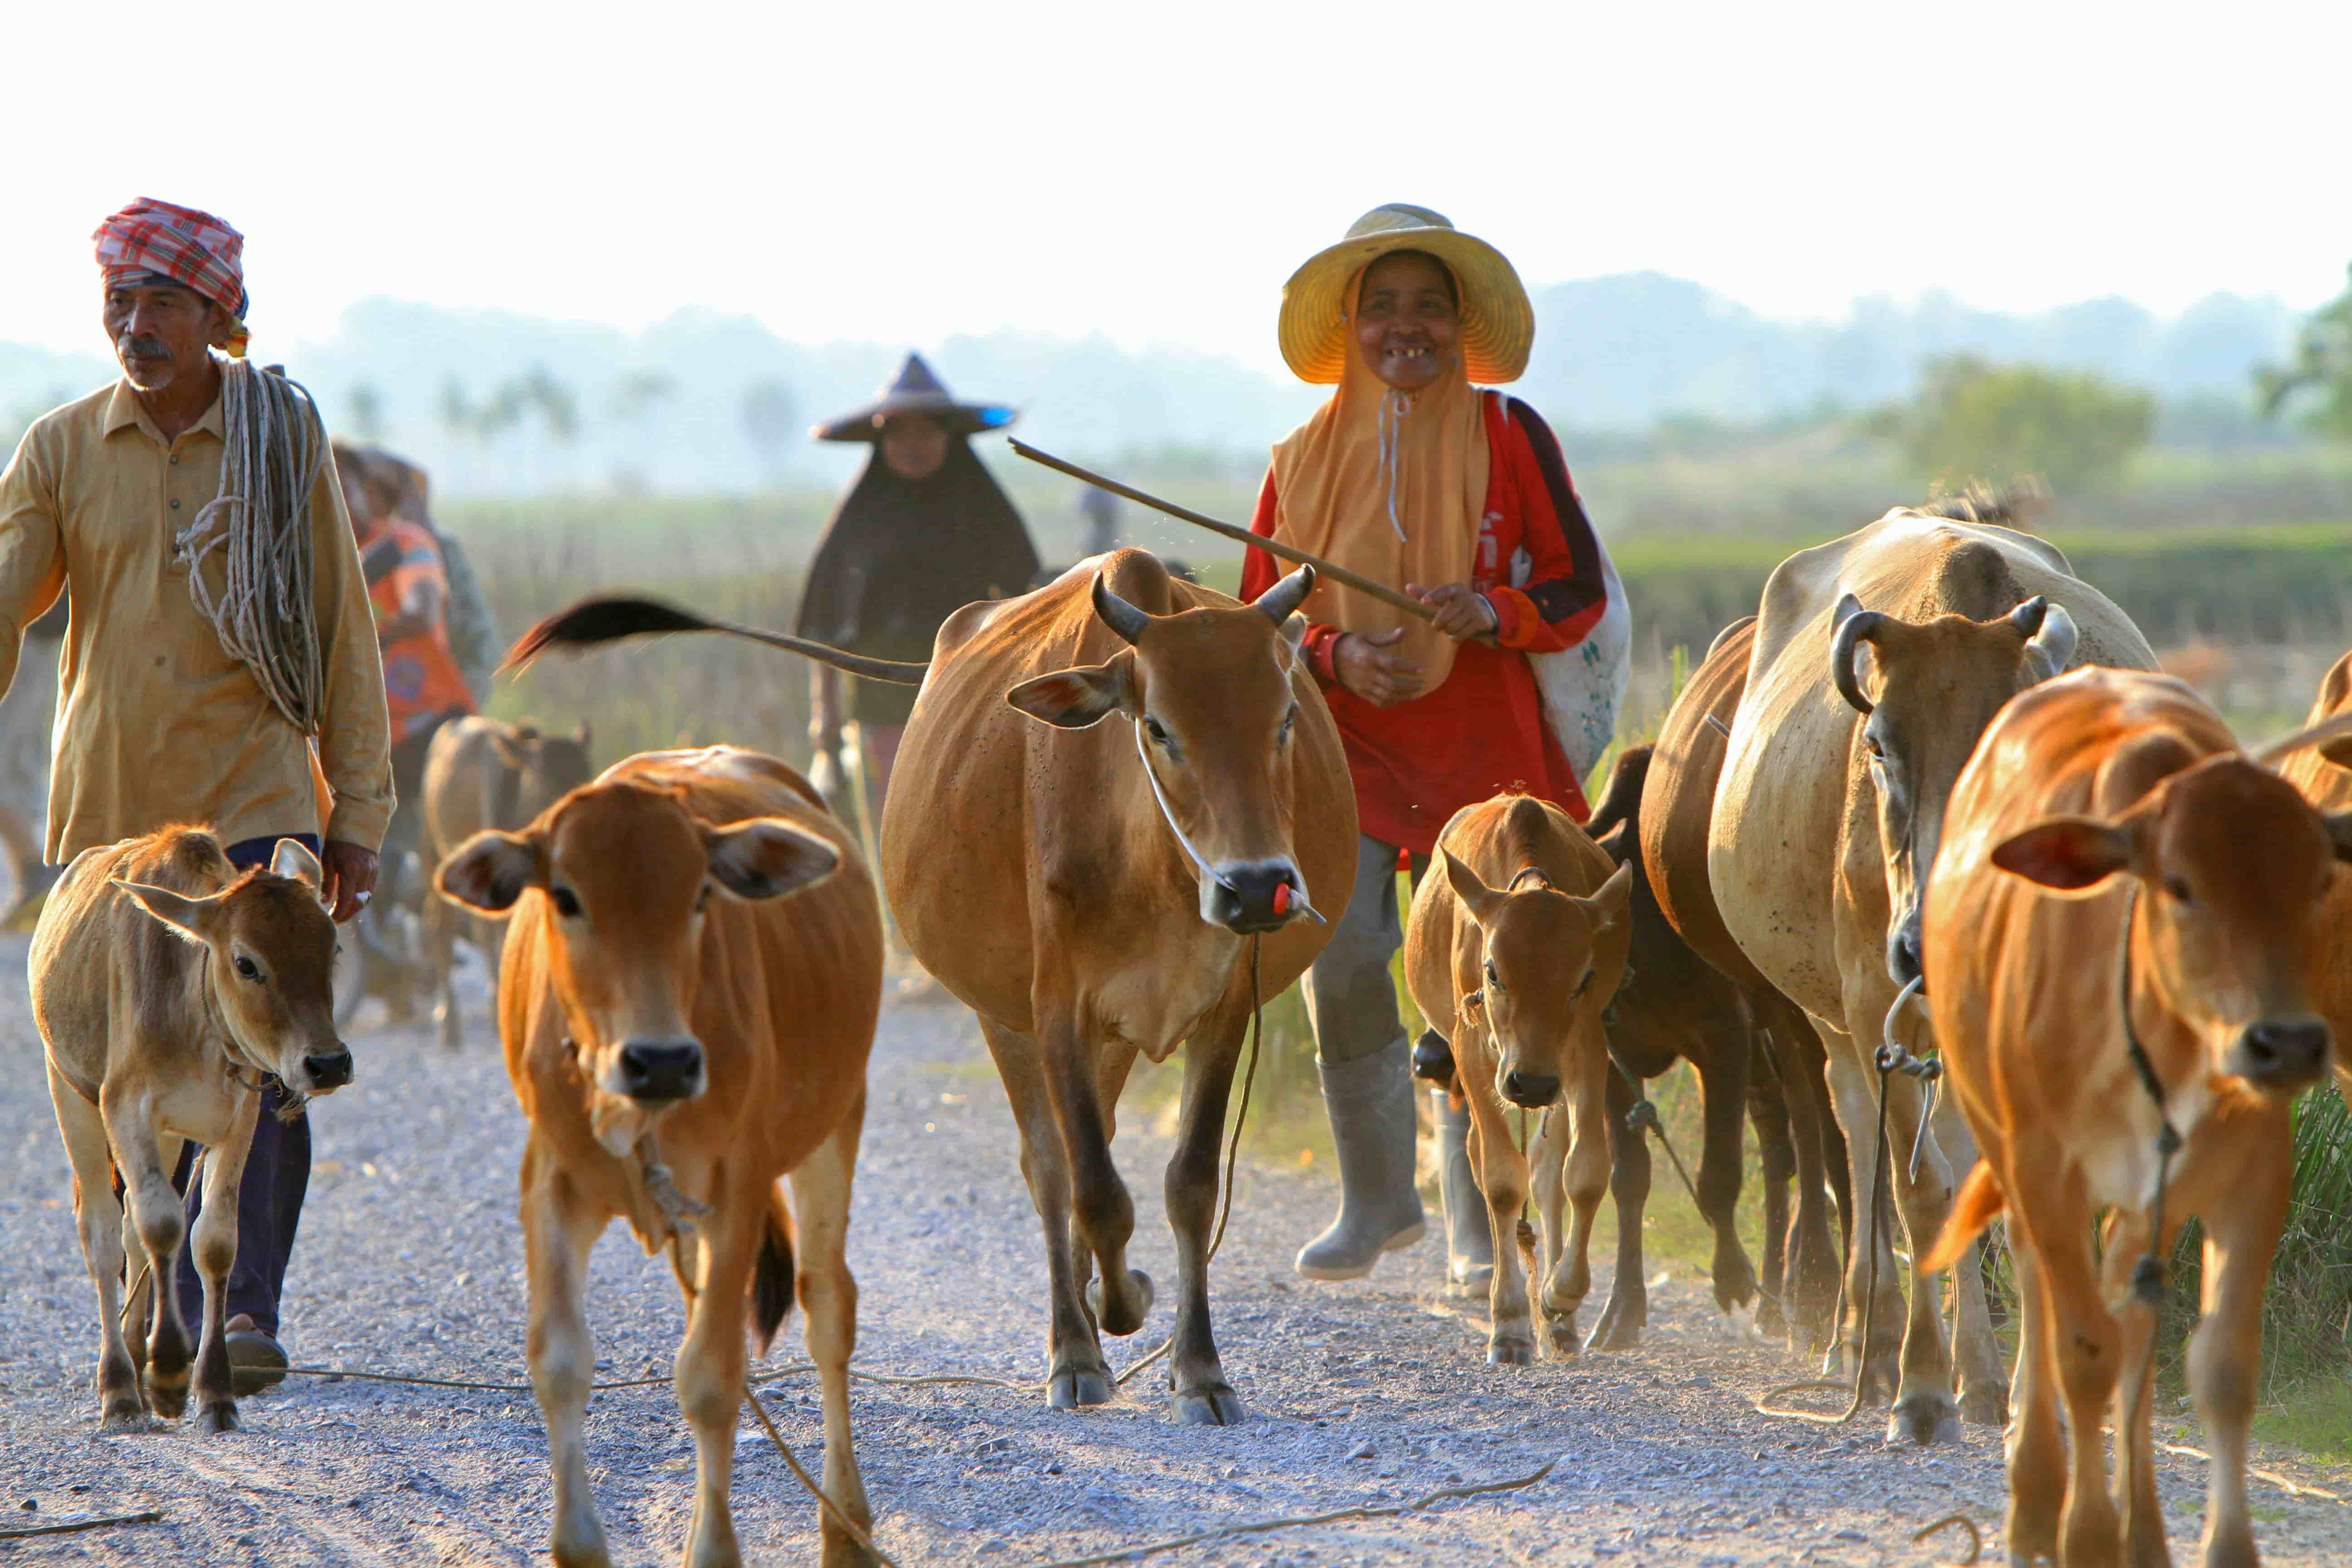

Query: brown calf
437 746 881 1568
2274 647 2352 1119
1925 668 2349 1568
35 830 350 1433
422 716 595 1050
1404 793 1630 1363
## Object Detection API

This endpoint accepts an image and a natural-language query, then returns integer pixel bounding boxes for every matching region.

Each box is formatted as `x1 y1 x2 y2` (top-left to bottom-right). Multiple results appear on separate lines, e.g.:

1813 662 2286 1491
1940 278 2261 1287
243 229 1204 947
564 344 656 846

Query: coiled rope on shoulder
175 358 328 733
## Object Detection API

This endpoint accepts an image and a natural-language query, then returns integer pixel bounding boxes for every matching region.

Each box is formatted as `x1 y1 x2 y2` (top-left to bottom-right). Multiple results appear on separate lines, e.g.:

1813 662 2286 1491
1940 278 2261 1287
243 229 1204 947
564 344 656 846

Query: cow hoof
1486 1337 1534 1367
1886 1392 1962 1447
1585 1302 1643 1352
145 1381 188 1421
1048 1368 1113 1409
1545 1320 1581 1359
1174 1384 1245 1426
1960 1382 2009 1427
198 1398 239 1434
1085 1269 1154 1337
100 1395 150 1431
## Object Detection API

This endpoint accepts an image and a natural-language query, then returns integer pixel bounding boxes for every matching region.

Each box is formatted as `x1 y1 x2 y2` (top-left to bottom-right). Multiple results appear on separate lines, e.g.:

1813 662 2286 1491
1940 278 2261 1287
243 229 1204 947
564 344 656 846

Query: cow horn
1254 564 1317 627
2020 601 2078 684
1092 574 1151 645
1830 593 1886 716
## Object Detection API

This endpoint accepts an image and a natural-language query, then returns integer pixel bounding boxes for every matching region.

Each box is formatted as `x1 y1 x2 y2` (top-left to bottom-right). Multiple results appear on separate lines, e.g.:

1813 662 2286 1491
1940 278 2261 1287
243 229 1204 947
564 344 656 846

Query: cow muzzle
1205 860 1315 935
2226 1016 2332 1094
1885 916 1924 990
1500 1067 1561 1109
302 1046 355 1092
615 1038 707 1104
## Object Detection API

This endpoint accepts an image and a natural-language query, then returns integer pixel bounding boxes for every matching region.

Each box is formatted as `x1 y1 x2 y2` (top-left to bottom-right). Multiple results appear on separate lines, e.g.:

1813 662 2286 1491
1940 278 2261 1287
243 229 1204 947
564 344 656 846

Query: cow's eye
1143 717 1169 746
1864 734 1886 763
1572 968 1594 998
1279 703 1298 743
1484 958 1503 992
233 955 261 982
551 886 583 919
2164 874 2193 905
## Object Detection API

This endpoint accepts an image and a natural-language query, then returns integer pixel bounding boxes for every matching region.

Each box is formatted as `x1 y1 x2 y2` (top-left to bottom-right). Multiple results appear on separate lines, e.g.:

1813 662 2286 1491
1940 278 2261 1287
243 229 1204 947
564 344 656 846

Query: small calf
1405 793 1630 1363
35 829 349 1432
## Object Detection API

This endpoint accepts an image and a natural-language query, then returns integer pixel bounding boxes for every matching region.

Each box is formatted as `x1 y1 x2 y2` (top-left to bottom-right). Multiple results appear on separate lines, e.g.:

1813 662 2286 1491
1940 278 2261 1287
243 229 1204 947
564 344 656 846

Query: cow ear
1440 848 1505 926
113 878 225 946
706 819 840 901
435 830 543 914
2322 809 2352 867
1579 860 1634 932
2320 733 2352 772
1989 816 2134 891
270 837 324 892
1005 651 1138 729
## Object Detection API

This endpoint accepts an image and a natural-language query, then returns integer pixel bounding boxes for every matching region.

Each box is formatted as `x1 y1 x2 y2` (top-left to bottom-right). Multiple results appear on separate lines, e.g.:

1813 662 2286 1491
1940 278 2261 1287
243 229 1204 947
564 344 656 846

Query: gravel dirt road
5 936 2348 1566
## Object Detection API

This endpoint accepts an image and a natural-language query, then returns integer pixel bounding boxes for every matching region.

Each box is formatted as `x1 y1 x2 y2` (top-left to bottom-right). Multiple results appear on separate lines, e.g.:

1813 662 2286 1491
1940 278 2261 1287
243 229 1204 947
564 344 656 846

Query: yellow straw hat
1277 203 1534 386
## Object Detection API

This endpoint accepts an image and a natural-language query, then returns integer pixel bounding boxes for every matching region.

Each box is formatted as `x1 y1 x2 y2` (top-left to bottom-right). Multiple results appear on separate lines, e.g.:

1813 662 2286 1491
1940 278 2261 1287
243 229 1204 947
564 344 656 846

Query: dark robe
795 440 1039 726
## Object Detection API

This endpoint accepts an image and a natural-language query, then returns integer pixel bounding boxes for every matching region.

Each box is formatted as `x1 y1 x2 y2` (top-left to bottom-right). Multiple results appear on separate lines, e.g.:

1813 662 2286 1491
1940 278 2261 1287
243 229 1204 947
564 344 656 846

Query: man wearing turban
0 199 394 1392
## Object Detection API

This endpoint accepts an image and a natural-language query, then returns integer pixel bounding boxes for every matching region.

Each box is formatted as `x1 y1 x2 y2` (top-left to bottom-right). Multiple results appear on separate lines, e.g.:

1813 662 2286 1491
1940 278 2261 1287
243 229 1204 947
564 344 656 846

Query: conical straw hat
1277 204 1533 385
812 352 1019 442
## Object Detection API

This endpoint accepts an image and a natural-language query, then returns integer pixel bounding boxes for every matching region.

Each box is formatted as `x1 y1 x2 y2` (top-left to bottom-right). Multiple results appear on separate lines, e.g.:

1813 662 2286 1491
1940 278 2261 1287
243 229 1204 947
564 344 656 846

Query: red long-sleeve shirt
1244 392 1607 855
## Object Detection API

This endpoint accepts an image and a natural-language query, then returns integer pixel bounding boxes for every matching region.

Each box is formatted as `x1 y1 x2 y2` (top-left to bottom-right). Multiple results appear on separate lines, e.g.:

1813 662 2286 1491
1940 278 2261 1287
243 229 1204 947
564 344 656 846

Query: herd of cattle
34 501 2352 1568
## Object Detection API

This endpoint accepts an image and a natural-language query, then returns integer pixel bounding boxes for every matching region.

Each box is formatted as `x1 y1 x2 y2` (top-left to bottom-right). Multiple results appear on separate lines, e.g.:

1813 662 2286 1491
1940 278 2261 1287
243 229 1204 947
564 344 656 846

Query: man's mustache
118 334 170 358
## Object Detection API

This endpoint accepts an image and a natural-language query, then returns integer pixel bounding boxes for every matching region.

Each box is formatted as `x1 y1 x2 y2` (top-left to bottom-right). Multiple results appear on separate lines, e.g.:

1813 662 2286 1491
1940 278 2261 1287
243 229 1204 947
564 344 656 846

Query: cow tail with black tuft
750 1186 797 1356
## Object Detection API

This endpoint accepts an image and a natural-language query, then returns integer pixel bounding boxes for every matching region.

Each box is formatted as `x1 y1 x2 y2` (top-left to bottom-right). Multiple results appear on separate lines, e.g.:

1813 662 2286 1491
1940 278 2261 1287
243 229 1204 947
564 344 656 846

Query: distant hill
1 277 2308 494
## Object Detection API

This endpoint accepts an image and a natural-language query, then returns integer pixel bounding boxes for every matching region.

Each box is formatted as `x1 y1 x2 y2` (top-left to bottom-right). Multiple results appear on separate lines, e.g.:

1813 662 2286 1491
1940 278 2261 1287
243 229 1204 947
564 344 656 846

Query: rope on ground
1020 1459 1558 1568
1909 1512 1981 1565
0 1508 166 1542
745 1388 902 1568
2160 1444 2347 1503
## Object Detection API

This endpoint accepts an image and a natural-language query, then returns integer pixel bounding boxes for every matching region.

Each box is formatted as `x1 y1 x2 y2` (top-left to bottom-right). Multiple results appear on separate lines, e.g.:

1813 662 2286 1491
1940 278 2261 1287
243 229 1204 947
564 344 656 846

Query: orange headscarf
1269 266 1489 689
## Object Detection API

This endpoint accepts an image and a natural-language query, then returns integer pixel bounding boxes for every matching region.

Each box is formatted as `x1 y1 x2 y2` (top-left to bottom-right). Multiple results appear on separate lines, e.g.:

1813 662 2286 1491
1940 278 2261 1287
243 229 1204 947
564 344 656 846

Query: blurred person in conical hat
0 198 395 1392
346 445 500 708
797 352 1039 823
1243 204 1631 1289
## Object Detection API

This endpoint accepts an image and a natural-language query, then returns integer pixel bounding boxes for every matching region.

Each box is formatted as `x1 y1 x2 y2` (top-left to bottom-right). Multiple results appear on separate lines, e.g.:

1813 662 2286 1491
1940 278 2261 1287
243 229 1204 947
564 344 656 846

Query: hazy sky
9 0 2346 377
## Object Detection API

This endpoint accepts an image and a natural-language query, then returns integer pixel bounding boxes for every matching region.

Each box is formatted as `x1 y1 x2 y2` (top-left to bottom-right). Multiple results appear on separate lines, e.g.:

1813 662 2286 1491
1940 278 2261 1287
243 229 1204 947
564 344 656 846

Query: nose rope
1132 721 1322 922
1377 390 1413 543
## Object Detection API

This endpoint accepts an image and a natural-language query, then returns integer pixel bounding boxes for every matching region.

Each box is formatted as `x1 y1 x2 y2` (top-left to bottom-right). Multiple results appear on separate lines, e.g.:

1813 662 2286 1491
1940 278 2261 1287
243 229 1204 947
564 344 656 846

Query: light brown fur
2273 647 2352 1119
34 827 347 1434
878 549 1355 1421
1926 668 2350 1568
436 746 880 1568
1402 793 1630 1365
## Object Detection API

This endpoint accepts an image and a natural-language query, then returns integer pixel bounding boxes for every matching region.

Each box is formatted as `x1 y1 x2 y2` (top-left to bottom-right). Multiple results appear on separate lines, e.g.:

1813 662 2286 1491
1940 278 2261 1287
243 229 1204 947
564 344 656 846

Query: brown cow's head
1993 751 2352 1095
489 720 597 822
1005 566 1320 935
1833 590 2078 987
435 780 839 1120
1441 848 1632 1108
117 839 353 1098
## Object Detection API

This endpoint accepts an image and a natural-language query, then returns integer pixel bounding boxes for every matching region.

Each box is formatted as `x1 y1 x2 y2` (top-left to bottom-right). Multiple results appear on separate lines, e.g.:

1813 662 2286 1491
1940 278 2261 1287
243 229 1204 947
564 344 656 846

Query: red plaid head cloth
92 197 250 358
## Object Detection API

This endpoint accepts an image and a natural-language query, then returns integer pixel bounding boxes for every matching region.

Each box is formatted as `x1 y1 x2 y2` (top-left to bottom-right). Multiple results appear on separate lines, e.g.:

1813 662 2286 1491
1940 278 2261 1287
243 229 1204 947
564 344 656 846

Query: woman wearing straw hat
799 353 1040 824
1244 205 1630 1289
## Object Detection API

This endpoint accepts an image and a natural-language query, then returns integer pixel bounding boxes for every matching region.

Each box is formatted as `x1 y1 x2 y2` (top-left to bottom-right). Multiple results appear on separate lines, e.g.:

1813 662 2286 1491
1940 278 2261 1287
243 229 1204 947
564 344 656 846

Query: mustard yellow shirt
0 379 393 858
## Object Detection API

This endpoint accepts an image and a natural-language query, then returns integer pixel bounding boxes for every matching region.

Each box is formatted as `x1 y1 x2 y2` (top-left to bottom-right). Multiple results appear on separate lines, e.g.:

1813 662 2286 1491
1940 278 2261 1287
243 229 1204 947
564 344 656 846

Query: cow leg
1526 1105 1572 1357
978 1017 1109 1408
187 1091 260 1433
2187 1153 2290 1568
1815 1018 1903 1399
1876 1066 1964 1446
1072 1041 1143 1319
1039 1012 1149 1340
50 1058 144 1428
1744 1038 1795 1340
2099 1212 2170 1568
1767 1010 1845 1354
1587 1065 1649 1351
1932 1089 2007 1427
790 1110 876 1566
1692 1035 1757 1318
521 1149 614 1568
2004 1223 2064 1566
1464 1091 1535 1365
675 1210 757 1568
2031 1196 2127 1568
1163 1006 1247 1425
103 1085 193 1419
1539 1057 1613 1355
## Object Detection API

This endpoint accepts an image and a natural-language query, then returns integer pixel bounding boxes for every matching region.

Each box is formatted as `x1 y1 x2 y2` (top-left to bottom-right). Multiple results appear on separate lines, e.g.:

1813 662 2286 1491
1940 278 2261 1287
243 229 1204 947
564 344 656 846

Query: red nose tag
1272 883 1291 914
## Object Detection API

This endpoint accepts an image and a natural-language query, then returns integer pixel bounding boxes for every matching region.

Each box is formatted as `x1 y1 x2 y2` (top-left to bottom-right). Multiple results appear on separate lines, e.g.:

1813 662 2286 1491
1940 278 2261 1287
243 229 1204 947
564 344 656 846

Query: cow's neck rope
2117 887 2184 1307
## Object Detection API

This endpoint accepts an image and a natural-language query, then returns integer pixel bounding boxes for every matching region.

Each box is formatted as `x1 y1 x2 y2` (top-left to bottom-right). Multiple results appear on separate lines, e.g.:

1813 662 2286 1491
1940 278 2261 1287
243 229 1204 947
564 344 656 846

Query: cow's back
32 828 232 1092
424 716 511 853
1641 617 1772 992
503 747 881 1182
882 549 1352 1033
1710 511 2155 1019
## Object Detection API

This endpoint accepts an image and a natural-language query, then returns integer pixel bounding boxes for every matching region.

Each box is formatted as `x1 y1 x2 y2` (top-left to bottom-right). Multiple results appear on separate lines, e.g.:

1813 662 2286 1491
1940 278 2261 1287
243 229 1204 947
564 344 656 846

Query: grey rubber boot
1437 1092 1495 1297
1295 1040 1428 1280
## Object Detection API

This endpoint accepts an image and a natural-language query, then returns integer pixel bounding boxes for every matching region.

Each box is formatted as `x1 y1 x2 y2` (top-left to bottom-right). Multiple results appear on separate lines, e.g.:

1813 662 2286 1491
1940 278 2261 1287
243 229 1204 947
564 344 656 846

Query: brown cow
436 746 880 1568
1708 509 2152 1442
2274 647 2352 1119
1402 792 1631 1363
504 549 1353 1424
1639 616 1850 1353
35 830 351 1432
422 715 595 1050
1925 668 2348 1568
